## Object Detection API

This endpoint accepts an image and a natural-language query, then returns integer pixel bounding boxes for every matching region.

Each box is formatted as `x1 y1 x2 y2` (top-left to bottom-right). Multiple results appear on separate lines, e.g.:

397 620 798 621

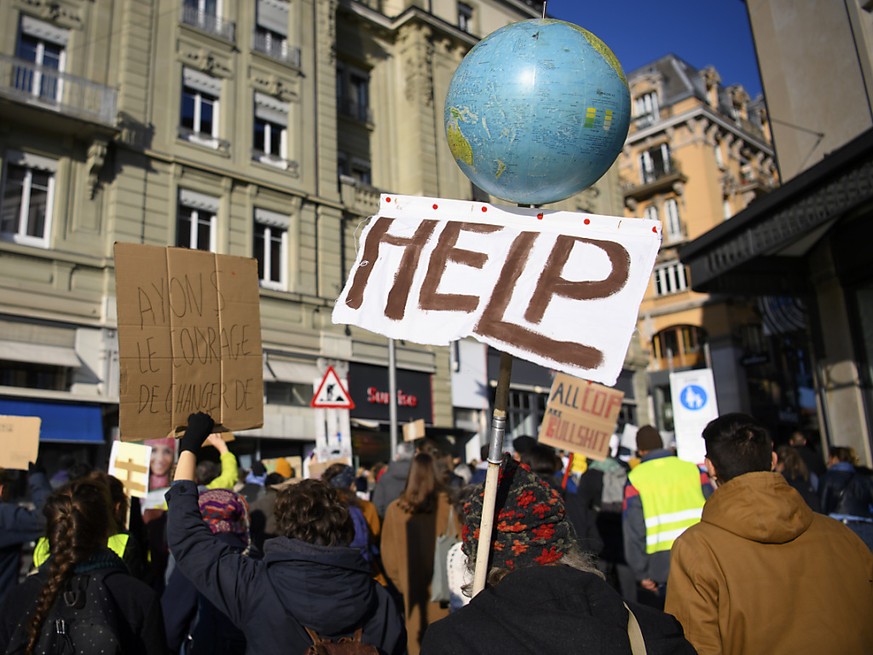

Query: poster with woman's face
139 436 177 511
145 436 177 493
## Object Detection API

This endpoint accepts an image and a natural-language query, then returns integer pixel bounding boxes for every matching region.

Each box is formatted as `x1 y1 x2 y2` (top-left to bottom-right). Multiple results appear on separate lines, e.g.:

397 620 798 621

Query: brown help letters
115 243 263 440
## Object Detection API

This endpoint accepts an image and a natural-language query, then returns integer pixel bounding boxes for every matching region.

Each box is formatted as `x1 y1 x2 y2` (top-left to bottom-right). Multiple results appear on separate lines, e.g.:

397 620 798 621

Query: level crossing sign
311 366 355 409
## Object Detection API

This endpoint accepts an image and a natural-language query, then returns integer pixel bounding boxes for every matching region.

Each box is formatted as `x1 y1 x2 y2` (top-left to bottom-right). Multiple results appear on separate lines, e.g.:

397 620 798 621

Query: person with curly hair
165 413 405 655
0 478 167 654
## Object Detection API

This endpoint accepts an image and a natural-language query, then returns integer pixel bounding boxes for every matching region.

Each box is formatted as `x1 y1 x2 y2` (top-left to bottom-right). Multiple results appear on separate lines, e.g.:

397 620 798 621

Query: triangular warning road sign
311 366 355 409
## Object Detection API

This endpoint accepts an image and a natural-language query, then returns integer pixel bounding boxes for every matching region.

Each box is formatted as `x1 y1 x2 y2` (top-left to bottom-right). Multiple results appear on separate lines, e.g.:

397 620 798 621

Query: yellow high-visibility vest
32 533 130 568
628 456 705 554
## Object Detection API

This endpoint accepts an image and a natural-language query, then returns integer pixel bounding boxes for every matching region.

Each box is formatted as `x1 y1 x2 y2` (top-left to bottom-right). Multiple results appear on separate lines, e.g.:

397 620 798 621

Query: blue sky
545 0 763 98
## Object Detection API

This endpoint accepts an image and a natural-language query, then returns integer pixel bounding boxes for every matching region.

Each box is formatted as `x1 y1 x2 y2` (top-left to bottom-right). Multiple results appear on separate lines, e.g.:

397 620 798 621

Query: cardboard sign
115 243 264 440
0 416 40 470
402 418 426 442
108 441 152 498
332 195 660 386
537 373 624 460
308 457 351 481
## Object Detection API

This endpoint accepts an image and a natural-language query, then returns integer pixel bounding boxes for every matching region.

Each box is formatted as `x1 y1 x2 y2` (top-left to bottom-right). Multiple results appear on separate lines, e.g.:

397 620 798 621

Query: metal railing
641 157 679 184
0 55 117 125
252 30 301 68
180 4 236 42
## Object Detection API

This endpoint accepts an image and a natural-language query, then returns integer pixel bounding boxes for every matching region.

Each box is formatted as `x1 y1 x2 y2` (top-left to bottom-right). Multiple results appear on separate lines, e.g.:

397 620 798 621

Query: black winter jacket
421 565 696 655
820 465 873 517
0 550 168 655
165 480 406 655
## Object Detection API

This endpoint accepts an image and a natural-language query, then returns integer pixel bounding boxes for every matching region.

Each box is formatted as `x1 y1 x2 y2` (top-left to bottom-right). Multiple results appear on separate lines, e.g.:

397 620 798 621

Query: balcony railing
252 31 301 68
339 175 380 216
0 54 117 126
252 149 300 176
642 157 678 184
181 4 235 42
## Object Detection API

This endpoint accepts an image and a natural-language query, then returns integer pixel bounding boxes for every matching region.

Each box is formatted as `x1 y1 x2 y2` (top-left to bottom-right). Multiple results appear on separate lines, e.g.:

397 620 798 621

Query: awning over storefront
0 398 104 443
680 128 873 295
0 341 80 367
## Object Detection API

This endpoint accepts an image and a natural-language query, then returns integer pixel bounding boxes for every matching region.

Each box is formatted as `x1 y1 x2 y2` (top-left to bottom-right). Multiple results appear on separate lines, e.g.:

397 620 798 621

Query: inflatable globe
445 19 630 206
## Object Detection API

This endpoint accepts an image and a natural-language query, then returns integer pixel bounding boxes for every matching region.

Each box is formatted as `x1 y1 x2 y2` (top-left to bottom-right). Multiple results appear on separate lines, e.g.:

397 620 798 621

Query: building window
653 260 689 296
458 3 473 32
640 143 672 184
0 151 56 248
177 189 218 251
14 17 69 102
181 0 235 41
253 92 289 168
338 155 372 186
644 204 659 222
664 198 683 242
337 65 371 123
0 361 69 391
254 208 289 290
653 325 707 362
634 91 659 125
714 141 725 168
180 67 222 147
265 381 311 406
254 0 298 65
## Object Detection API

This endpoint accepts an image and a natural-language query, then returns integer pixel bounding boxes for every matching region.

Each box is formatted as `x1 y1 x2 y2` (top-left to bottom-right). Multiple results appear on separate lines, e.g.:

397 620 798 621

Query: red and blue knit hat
199 489 251 550
461 454 578 571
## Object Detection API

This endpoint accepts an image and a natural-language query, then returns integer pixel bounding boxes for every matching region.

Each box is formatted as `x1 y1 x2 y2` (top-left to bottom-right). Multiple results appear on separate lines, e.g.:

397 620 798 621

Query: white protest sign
332 195 661 385
670 369 719 464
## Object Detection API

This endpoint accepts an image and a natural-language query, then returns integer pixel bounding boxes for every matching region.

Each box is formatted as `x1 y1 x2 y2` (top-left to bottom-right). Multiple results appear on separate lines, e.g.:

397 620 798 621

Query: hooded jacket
421 565 695 655
165 480 405 655
666 472 873 655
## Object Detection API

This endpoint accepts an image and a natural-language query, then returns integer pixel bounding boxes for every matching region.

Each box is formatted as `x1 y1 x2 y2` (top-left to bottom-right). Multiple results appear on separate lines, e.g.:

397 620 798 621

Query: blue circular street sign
679 384 708 411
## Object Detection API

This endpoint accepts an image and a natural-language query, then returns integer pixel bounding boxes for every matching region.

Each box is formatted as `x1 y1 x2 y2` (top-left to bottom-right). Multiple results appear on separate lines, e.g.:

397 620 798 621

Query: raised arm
165 414 259 627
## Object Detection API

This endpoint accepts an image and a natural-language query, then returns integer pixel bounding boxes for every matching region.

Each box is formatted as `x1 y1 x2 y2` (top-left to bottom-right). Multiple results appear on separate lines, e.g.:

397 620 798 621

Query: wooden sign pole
472 350 513 595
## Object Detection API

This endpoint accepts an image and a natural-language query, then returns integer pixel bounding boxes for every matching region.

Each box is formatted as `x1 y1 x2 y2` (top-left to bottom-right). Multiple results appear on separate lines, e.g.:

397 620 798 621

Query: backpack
303 626 379 655
7 570 122 655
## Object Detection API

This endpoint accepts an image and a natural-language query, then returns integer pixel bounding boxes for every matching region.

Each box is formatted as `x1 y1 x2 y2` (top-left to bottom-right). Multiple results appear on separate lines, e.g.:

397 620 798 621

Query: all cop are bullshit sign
537 372 624 461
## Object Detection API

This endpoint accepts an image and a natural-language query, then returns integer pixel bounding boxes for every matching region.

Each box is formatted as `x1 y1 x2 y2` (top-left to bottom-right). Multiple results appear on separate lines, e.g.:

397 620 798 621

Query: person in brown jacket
665 413 873 655
381 452 456 655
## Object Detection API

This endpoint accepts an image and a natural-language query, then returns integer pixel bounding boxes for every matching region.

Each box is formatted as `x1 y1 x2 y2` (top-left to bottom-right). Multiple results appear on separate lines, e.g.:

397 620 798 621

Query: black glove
178 413 214 456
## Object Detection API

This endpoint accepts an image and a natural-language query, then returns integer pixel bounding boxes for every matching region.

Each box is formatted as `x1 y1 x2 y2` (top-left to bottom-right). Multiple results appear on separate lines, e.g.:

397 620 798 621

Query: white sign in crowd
333 195 661 386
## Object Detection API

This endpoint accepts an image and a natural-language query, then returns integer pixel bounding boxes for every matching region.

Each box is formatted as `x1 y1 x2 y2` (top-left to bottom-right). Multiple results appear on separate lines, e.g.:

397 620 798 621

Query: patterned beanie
199 489 251 550
324 464 356 490
461 454 578 571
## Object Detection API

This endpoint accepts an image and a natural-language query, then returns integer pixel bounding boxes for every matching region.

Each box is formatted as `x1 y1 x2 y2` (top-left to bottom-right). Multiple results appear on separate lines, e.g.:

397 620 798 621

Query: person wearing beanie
622 425 713 609
162 488 253 654
322 463 385 586
274 457 293 480
166 413 406 655
421 456 695 654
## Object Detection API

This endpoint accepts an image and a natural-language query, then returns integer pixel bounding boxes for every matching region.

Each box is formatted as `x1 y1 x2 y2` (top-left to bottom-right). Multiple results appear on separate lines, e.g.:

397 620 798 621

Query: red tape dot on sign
652 226 658 233
584 218 591 225
537 213 544 220
481 206 487 212
433 203 438 210
386 197 392 202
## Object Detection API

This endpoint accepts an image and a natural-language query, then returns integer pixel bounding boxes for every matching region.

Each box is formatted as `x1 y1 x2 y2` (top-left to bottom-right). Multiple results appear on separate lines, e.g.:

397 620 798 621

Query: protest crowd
0 411 871 654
